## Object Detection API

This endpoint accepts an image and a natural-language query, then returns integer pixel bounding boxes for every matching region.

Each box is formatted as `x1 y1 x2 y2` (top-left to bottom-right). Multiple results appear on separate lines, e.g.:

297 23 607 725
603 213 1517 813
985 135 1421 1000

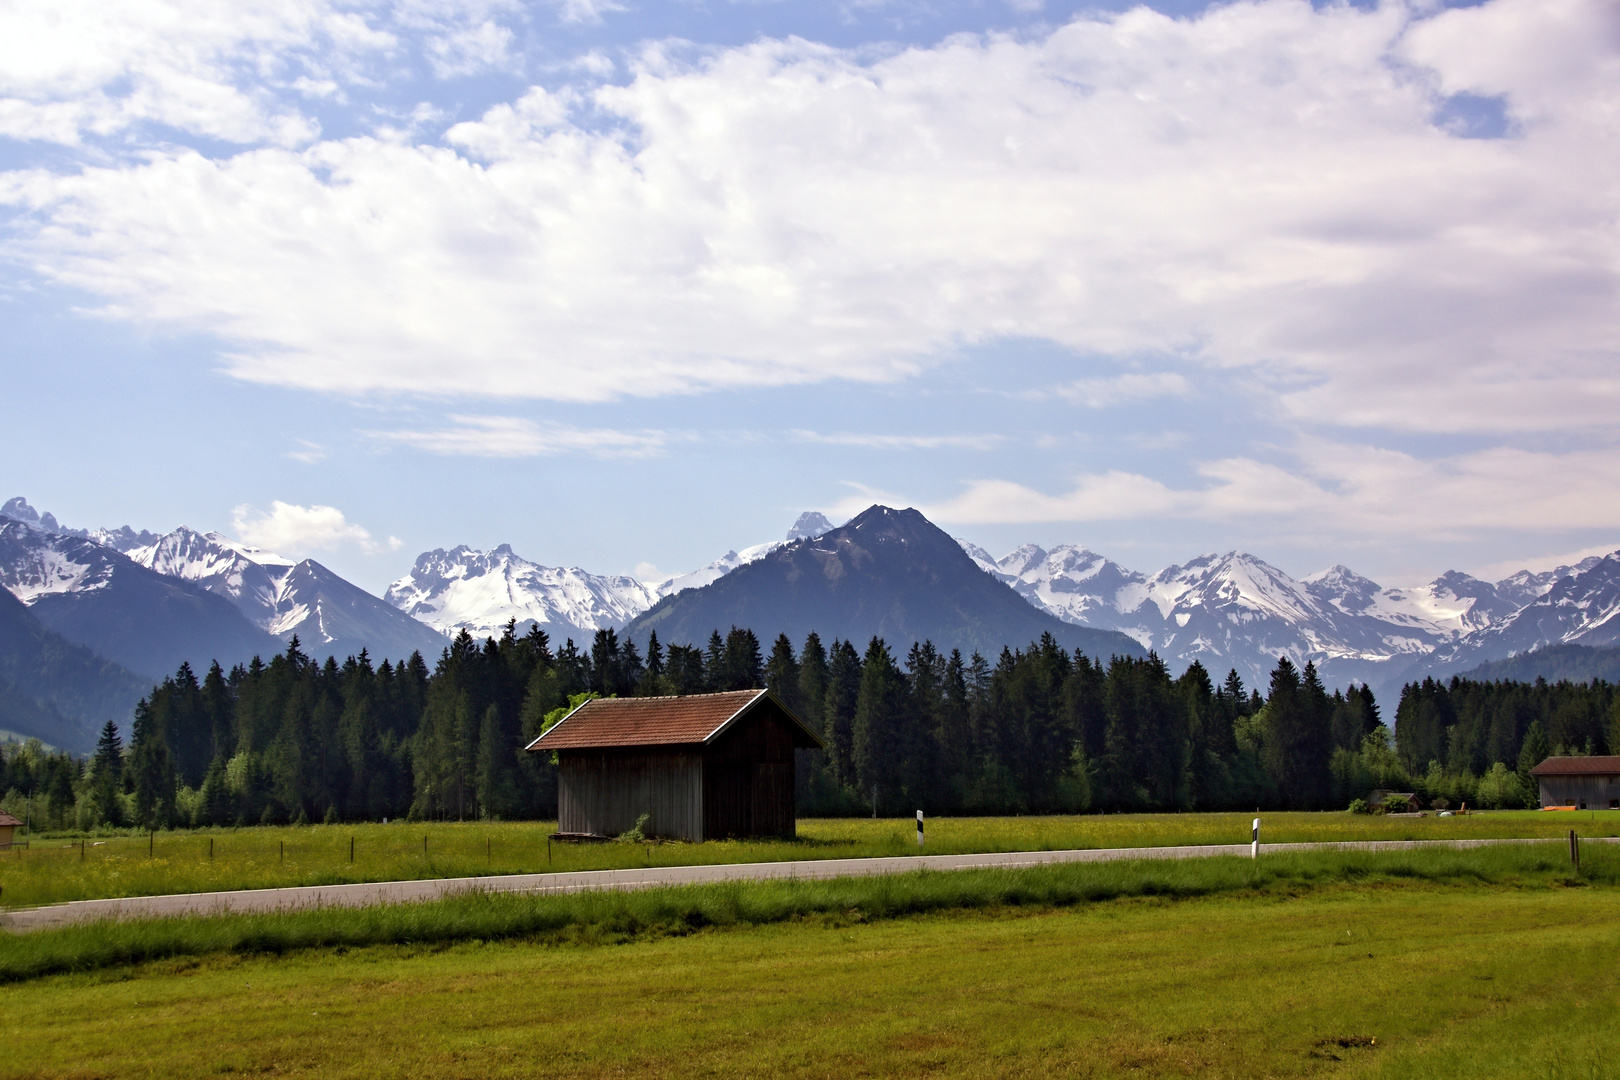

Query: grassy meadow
2 852 1616 1078
4 809 1617 909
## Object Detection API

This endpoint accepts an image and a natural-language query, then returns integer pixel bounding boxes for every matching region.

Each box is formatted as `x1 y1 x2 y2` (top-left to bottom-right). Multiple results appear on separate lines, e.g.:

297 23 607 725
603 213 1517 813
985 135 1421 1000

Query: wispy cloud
913 439 1620 537
792 430 1004 451
231 501 400 556
370 415 666 458
1051 373 1191 408
285 440 326 464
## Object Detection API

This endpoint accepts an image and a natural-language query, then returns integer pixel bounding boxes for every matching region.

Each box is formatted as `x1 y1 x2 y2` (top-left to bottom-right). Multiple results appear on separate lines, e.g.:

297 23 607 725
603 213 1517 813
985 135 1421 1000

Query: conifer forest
5 623 1617 831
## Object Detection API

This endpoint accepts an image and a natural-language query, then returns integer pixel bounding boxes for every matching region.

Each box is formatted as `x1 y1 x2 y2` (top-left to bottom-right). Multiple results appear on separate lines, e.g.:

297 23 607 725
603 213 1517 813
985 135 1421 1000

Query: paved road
3 836 1604 934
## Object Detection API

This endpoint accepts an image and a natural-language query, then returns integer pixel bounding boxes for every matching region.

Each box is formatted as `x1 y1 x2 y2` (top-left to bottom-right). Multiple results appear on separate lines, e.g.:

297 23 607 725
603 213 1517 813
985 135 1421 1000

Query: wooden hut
0 811 21 849
1529 756 1620 809
525 689 823 841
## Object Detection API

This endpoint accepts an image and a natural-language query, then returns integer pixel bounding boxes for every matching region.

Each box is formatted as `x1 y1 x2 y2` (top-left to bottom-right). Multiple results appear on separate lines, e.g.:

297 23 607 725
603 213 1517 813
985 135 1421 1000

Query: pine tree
764 634 802 716
852 637 911 814
797 632 829 732
127 697 177 828
823 639 863 789
90 720 126 827
1517 719 1550 797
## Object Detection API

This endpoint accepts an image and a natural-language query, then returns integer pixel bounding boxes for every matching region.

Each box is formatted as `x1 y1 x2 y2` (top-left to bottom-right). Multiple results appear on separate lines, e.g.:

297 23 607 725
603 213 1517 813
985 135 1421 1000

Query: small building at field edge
0 811 21 848
525 689 824 841
1529 756 1620 809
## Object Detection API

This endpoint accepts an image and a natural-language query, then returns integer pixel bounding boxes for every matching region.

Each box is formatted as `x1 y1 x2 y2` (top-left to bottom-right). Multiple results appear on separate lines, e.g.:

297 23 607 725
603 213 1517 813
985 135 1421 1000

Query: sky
2 0 1617 596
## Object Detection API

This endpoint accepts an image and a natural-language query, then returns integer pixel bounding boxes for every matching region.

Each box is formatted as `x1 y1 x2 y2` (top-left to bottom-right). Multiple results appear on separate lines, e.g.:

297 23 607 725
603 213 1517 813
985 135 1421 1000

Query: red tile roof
0 812 22 827
526 690 822 751
1530 756 1620 777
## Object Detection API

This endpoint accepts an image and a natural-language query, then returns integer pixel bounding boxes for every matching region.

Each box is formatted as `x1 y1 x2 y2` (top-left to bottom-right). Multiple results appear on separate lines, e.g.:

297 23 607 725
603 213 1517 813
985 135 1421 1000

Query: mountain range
4 493 1619 753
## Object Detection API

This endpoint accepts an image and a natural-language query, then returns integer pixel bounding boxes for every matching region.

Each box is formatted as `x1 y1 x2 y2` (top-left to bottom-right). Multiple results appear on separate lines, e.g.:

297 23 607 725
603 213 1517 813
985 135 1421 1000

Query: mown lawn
3 876 1615 1078
5 809 1614 908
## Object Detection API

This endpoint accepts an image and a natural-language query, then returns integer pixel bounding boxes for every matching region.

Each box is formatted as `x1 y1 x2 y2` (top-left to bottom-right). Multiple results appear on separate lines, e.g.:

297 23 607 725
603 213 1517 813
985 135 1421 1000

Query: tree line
2 622 1607 830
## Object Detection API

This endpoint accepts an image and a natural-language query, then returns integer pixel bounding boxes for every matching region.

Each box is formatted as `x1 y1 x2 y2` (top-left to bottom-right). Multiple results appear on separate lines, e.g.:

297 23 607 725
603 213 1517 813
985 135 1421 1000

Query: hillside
0 586 148 751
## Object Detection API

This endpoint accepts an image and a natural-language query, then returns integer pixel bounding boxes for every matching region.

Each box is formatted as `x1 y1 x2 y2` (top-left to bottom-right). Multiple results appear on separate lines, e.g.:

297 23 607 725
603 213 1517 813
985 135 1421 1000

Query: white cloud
2 0 1614 431
0 0 390 146
370 414 666 457
792 430 1005 450
915 439 1620 538
231 500 400 555
0 0 532 147
1052 372 1190 408
1472 543 1620 583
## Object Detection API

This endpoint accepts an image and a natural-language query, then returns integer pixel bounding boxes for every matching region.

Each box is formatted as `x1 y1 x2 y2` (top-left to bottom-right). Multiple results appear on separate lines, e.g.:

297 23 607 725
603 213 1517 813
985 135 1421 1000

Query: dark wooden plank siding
703 705 797 838
558 749 704 840
1539 774 1620 809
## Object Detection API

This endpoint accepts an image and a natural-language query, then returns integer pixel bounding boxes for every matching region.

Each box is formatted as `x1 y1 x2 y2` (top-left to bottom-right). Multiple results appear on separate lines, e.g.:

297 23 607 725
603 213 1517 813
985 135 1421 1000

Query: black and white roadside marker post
1252 816 1260 859
917 810 924 849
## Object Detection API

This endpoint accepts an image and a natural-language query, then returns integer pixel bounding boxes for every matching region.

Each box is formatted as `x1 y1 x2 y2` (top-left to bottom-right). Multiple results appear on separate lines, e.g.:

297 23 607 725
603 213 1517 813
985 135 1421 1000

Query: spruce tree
764 634 802 716
823 639 863 788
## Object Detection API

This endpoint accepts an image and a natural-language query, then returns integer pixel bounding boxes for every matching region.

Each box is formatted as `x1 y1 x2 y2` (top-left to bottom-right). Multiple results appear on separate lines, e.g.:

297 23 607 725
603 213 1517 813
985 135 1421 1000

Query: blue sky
3 0 1618 595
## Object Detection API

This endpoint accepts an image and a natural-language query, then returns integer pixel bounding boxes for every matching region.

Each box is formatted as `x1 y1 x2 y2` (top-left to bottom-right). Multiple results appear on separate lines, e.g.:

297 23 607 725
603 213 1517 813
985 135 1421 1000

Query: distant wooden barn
1530 756 1620 810
0 811 22 849
525 689 824 841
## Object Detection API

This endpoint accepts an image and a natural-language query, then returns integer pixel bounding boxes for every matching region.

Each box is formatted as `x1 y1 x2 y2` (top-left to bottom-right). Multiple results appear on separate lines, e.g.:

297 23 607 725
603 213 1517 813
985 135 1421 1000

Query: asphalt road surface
4 835 1603 934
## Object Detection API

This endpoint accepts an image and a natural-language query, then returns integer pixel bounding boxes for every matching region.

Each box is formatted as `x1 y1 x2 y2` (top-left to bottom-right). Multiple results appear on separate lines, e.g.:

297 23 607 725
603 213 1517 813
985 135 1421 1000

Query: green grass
0 858 1616 1077
5 809 1615 909
0 844 1612 985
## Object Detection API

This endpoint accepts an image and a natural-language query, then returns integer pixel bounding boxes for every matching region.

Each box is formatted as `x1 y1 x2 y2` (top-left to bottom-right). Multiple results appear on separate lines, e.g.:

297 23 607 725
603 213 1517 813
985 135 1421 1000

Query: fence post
917 810 924 849
350 836 355 864
209 837 214 861
547 836 552 866
1570 829 1580 869
280 840 284 863
149 831 154 858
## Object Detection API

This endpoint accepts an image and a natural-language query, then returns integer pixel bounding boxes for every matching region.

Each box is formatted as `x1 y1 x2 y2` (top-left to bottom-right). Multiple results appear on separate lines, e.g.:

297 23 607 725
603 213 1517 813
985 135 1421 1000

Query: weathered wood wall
1539 775 1620 809
703 705 797 839
558 749 704 839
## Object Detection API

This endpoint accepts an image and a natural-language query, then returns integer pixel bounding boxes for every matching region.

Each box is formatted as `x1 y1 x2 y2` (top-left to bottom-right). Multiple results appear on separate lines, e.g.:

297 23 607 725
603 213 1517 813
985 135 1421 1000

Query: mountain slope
626 506 1146 661
0 582 151 752
132 527 446 662
0 521 278 679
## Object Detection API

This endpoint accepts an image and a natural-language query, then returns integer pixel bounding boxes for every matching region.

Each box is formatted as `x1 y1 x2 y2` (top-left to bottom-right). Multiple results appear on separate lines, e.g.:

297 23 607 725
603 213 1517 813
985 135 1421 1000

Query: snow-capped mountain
1 497 157 553
1428 553 1620 672
386 545 660 641
388 511 839 641
129 527 446 662
0 518 277 678
954 538 1613 695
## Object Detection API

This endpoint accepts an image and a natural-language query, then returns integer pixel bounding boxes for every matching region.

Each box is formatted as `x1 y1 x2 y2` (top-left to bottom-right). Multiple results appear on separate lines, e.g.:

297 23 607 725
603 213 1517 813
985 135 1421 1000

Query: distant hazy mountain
131 527 446 663
0 586 147 752
0 519 276 680
1457 643 1620 685
626 505 1146 661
